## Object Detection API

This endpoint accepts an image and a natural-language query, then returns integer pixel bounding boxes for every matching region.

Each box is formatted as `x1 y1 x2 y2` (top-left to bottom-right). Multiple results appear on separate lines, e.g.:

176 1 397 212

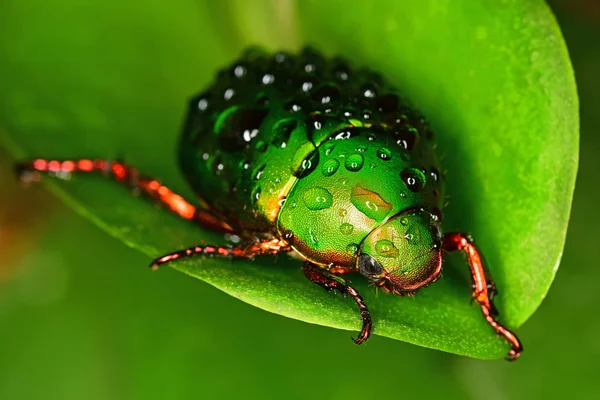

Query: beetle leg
443 232 523 361
15 158 234 233
150 238 290 270
303 262 372 345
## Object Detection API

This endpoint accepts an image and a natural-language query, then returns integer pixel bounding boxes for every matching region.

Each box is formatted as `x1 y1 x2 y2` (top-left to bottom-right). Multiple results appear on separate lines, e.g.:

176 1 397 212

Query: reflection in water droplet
345 154 364 172
296 150 320 178
346 243 359 255
401 168 427 192
303 187 333 210
376 239 399 257
400 217 408 226
377 147 392 160
272 119 297 148
351 185 392 221
322 159 340 177
254 165 265 180
340 223 354 235
356 146 367 153
308 228 319 245
404 224 422 245
323 142 335 156
252 187 261 202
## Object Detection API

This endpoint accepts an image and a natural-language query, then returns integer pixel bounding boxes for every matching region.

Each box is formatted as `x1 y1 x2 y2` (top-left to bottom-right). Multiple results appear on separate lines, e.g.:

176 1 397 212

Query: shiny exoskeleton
16 47 522 360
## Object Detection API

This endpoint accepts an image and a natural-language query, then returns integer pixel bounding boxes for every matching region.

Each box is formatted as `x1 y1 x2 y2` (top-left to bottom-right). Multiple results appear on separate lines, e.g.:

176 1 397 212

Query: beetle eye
358 254 383 277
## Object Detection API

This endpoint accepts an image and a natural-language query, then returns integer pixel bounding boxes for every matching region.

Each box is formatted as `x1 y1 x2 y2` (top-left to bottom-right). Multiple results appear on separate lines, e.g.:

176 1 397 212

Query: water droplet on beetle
253 187 261 202
346 243 359 255
377 147 392 160
303 187 333 210
400 217 408 226
351 185 392 221
296 150 320 179
376 239 399 257
262 73 275 85
401 168 427 192
308 228 319 245
345 154 364 172
224 88 235 101
198 98 209 111
340 223 354 235
322 158 340 177
272 119 297 148
254 165 265 180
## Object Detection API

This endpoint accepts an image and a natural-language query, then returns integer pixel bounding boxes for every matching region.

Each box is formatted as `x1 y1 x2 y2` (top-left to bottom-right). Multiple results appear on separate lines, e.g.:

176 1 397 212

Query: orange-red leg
15 158 234 233
303 262 372 345
443 232 523 361
150 238 290 270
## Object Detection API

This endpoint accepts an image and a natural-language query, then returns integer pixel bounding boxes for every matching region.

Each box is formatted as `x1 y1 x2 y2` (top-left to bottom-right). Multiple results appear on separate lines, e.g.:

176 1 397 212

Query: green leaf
0 0 577 359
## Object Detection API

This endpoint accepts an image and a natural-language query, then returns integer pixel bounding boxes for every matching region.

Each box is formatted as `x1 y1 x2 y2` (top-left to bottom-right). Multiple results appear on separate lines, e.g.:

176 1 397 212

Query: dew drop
345 154 364 172
216 108 268 151
376 239 399 258
430 167 439 182
272 119 297 148
377 147 392 161
312 84 340 105
401 168 427 192
262 73 275 85
340 223 354 235
356 146 367 153
303 187 333 210
296 150 320 179
400 217 408 226
255 140 267 153
351 185 392 221
254 165 265 180
335 130 352 140
198 97 209 111
308 228 319 245
233 64 246 78
338 209 348 217
346 243 359 255
252 187 262 202
322 158 340 177
224 88 235 101
322 142 335 156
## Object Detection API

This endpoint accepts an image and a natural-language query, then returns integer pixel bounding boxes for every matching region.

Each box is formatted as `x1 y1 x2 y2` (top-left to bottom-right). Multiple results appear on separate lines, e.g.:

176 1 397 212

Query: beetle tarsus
443 232 523 360
303 262 372 345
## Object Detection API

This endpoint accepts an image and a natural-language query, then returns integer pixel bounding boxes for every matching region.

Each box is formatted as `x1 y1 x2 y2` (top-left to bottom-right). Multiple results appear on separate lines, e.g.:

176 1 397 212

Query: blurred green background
0 0 596 398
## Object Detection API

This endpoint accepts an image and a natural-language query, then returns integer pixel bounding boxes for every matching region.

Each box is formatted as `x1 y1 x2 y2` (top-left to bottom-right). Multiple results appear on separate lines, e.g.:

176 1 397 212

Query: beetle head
357 209 443 294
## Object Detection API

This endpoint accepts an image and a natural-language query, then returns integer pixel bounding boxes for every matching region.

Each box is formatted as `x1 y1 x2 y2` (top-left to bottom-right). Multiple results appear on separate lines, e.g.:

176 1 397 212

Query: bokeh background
0 1 597 398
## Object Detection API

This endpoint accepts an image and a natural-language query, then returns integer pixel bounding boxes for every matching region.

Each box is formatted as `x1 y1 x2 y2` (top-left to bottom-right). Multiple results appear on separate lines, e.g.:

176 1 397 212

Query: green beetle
17 47 522 360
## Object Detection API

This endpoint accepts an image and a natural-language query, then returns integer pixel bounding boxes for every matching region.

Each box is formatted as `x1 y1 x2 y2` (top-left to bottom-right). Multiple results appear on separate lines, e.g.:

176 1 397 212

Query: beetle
16 47 522 360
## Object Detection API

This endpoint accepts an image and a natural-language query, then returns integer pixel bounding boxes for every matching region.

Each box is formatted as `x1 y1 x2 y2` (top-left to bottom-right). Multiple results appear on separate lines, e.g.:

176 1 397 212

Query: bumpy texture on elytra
179 47 443 266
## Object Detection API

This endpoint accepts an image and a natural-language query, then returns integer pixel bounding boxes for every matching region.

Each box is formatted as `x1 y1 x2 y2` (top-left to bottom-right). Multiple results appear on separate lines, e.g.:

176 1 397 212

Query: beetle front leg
303 262 372 345
443 232 523 361
15 158 233 233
